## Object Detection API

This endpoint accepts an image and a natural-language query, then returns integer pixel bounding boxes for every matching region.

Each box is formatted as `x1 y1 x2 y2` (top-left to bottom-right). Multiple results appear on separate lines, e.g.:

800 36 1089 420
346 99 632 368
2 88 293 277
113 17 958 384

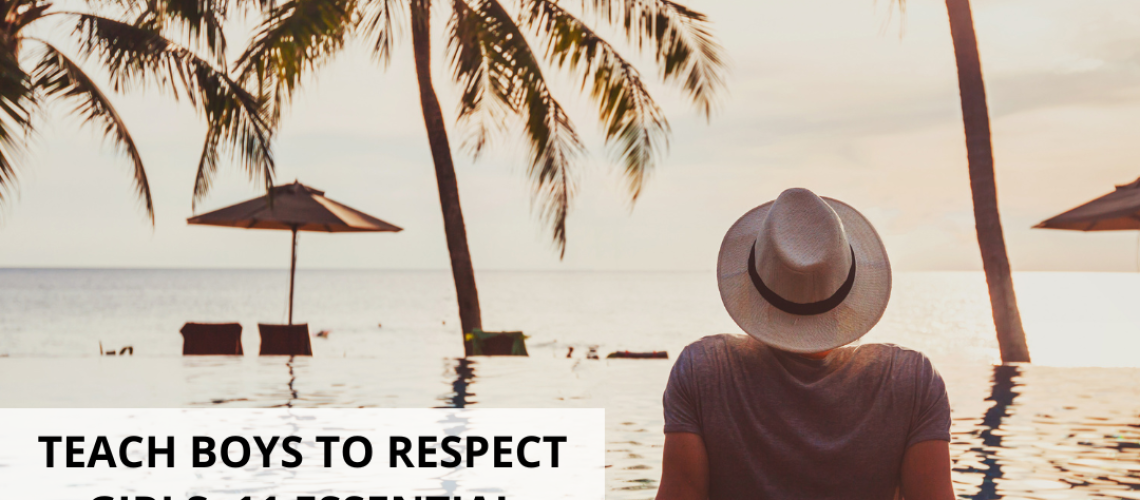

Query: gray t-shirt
663 334 951 500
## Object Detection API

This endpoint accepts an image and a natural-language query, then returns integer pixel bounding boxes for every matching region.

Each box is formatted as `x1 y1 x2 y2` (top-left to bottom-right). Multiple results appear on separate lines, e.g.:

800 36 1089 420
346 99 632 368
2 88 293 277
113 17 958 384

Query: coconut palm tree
0 0 275 222
231 0 726 353
943 0 1030 362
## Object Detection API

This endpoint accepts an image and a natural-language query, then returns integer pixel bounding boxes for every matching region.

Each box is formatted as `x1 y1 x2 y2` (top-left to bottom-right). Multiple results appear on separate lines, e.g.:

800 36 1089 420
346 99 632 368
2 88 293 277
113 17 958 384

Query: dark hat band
747 245 857 316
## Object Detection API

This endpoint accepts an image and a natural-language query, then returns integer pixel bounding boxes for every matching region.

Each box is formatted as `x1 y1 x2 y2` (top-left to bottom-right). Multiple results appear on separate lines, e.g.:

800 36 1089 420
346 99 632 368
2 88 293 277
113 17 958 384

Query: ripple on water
949 365 1140 499
5 356 1138 499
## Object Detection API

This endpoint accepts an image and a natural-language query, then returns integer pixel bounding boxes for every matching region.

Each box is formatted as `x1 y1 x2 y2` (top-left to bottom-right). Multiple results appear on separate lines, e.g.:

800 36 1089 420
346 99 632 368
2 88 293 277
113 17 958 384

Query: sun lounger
465 329 528 356
258 324 313 356
180 322 244 355
606 350 668 359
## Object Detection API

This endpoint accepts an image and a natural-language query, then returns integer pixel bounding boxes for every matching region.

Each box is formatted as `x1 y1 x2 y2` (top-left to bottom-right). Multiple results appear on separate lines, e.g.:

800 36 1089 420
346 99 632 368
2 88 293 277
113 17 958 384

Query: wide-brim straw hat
717 188 891 353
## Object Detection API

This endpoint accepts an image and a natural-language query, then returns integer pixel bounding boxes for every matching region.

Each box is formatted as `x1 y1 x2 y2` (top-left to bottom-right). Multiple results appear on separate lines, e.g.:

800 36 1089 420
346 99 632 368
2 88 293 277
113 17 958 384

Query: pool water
1 269 1139 498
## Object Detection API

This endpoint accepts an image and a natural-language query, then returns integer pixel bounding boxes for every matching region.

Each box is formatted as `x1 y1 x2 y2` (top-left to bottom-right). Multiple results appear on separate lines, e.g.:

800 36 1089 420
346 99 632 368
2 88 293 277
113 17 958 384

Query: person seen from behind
655 188 953 500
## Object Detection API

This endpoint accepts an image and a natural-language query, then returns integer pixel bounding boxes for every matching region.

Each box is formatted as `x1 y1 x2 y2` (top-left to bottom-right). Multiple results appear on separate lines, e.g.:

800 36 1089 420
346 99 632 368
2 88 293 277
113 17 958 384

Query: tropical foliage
230 0 726 254
0 0 275 221
217 0 726 345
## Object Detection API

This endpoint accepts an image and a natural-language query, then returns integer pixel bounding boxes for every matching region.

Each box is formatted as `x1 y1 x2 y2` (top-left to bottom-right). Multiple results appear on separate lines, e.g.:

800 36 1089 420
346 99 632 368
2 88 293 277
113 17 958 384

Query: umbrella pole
289 227 298 325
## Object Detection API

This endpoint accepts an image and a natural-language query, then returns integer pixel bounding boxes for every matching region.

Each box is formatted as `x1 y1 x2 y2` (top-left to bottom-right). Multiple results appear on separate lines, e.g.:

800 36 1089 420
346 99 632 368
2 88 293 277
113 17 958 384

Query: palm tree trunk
945 0 1030 363
410 0 483 355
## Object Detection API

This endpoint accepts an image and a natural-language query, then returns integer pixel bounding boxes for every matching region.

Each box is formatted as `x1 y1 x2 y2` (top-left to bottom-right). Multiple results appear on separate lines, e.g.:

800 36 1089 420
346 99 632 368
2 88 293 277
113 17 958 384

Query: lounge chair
180 322 244 355
606 350 668 359
465 329 528 356
258 324 313 356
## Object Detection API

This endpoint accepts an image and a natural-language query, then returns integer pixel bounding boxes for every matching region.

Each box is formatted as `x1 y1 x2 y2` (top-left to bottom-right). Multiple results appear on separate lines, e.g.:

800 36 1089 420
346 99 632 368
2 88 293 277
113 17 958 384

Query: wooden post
289 226 298 325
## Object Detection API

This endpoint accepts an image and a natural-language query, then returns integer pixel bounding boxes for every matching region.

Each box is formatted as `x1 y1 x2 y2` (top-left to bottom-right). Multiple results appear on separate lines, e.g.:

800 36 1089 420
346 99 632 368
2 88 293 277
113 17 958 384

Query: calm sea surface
1 269 1139 499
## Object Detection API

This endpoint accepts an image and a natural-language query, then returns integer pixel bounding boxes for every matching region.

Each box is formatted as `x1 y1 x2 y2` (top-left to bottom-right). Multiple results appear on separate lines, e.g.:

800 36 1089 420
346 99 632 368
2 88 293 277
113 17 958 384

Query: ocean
1 269 1139 498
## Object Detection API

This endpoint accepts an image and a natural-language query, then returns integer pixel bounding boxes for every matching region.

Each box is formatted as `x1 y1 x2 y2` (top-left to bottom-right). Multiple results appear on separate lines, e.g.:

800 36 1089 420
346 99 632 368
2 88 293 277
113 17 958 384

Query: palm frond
70 13 276 204
450 0 584 256
582 0 726 117
31 40 154 222
234 0 356 123
193 125 221 202
9 3 53 33
520 0 667 200
75 0 231 64
447 0 509 159
360 0 404 65
0 48 33 206
136 0 233 66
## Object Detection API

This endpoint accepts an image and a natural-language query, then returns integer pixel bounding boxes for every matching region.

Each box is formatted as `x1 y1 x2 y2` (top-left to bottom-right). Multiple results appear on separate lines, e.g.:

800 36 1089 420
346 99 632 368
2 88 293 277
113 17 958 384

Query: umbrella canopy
188 181 402 232
188 181 402 324
1035 177 1140 231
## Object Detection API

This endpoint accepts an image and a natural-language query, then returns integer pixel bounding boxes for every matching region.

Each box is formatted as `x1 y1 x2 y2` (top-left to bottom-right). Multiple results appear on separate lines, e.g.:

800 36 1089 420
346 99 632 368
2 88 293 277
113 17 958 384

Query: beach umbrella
1034 177 1140 231
188 181 402 324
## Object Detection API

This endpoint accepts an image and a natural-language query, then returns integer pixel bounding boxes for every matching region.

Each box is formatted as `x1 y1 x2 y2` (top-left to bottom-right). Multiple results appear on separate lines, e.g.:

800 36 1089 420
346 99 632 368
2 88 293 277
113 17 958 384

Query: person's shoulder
849 343 941 380
681 333 757 359
671 334 755 386
675 334 758 370
851 343 932 363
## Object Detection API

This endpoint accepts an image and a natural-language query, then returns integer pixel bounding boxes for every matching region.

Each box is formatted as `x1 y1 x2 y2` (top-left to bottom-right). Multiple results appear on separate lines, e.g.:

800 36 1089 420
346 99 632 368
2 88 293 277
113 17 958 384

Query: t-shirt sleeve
906 354 952 448
663 344 703 435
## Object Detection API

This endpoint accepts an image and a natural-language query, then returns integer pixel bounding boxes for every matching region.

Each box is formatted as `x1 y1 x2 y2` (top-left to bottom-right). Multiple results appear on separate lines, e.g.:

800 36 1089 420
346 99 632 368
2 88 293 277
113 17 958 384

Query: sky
1 0 1139 271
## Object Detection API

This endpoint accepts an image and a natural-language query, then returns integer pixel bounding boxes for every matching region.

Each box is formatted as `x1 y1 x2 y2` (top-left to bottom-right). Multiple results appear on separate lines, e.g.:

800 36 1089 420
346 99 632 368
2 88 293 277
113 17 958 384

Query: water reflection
7 354 1140 499
432 358 480 497
286 355 299 407
962 365 1021 500
266 355 302 408
435 400 475 497
948 365 1140 499
437 358 477 408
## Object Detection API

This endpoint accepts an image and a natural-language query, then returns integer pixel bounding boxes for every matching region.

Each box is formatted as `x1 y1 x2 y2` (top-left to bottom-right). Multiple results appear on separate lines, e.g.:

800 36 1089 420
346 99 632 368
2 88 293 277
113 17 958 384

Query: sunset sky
1 0 1139 272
